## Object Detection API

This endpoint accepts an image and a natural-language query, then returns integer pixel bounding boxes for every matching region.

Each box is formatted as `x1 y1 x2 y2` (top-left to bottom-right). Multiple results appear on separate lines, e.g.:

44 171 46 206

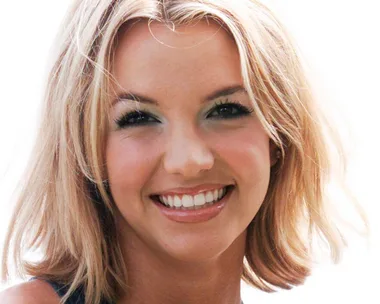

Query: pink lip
154 184 228 197
152 187 233 223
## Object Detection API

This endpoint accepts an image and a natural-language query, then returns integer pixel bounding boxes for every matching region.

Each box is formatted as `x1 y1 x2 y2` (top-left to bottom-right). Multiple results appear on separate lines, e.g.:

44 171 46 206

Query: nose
163 126 214 177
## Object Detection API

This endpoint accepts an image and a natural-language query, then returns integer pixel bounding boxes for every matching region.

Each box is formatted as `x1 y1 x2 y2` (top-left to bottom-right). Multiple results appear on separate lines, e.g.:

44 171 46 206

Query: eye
206 99 254 120
114 111 160 129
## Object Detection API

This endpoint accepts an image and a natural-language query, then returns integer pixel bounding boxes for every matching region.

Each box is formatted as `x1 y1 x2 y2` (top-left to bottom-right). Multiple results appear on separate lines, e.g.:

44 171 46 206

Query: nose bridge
163 123 214 176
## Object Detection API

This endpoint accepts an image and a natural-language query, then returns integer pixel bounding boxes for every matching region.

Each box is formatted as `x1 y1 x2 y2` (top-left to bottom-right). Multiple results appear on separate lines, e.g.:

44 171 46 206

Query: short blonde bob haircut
2 0 367 304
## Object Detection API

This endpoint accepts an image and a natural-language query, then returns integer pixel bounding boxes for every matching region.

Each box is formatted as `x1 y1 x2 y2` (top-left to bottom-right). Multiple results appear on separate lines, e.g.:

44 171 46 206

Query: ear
270 140 279 167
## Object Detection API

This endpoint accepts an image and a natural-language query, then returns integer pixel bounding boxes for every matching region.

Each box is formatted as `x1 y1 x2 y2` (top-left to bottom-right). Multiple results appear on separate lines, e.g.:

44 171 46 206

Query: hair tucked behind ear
1 0 368 303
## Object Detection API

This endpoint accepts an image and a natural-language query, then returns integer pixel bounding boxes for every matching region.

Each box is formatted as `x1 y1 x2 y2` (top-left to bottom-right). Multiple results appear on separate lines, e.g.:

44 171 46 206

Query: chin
155 228 247 263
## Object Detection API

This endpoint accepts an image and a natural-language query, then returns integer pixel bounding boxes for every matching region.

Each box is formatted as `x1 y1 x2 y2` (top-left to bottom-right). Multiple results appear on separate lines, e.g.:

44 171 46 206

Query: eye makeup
113 97 254 130
205 98 254 120
114 110 160 129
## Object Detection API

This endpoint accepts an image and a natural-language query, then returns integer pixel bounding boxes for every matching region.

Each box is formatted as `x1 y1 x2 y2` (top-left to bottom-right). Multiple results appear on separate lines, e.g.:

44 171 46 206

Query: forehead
112 19 243 99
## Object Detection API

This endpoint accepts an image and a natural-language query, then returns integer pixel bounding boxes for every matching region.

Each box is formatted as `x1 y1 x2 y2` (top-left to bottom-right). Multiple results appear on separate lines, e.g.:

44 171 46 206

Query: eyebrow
112 85 246 106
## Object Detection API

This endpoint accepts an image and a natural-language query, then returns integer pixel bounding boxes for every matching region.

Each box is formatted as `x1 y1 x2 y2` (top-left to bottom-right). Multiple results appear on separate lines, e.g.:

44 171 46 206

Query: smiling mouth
150 185 235 210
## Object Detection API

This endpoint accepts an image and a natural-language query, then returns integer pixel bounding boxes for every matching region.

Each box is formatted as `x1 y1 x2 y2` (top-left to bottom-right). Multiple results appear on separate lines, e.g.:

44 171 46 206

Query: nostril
163 135 214 175
163 151 214 176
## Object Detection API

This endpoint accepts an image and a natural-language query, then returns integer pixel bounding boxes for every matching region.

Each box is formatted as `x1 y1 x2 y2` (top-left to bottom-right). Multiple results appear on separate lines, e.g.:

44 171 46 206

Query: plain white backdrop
0 0 379 303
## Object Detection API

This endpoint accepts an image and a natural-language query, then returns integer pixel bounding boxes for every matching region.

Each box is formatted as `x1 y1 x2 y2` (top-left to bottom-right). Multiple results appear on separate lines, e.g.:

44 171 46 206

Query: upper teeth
158 187 227 208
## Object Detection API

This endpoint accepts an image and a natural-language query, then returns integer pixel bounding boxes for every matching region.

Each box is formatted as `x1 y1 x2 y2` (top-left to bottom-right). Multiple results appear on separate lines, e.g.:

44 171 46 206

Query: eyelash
114 99 254 129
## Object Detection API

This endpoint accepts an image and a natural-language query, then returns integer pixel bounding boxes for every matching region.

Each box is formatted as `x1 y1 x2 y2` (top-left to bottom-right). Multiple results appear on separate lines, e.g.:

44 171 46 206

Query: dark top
30 277 110 304
31 277 244 304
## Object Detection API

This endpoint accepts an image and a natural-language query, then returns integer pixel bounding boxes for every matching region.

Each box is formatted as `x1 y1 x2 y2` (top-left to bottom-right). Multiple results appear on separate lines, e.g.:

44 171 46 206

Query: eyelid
114 101 161 118
114 100 149 112
113 103 163 128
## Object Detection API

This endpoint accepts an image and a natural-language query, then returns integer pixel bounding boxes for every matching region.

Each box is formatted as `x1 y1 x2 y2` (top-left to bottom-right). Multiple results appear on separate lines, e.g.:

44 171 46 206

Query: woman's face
107 20 276 261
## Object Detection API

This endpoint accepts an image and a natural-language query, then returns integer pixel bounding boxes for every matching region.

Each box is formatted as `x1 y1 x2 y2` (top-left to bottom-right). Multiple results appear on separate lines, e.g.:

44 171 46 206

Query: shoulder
0 279 60 304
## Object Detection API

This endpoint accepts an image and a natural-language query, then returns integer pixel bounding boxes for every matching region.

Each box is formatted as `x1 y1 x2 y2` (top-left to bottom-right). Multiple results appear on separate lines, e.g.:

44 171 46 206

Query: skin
107 20 278 304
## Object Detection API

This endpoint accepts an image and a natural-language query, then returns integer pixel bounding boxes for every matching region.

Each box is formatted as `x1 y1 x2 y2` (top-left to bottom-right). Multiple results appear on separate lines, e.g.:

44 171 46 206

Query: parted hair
1 1 366 304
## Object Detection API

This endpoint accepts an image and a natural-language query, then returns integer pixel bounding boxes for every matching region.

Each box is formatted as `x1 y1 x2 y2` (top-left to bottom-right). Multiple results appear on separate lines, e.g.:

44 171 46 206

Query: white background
0 0 379 303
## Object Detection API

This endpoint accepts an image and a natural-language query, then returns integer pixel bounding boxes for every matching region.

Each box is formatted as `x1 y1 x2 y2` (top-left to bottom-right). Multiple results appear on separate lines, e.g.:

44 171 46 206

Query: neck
116 222 246 304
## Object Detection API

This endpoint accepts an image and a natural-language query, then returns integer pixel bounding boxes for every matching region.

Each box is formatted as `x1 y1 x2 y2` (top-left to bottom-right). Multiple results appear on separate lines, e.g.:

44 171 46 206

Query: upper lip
152 184 231 197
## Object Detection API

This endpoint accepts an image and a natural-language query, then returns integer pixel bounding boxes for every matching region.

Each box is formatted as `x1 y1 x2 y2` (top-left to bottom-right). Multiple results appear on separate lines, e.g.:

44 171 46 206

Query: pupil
220 106 233 115
131 113 144 122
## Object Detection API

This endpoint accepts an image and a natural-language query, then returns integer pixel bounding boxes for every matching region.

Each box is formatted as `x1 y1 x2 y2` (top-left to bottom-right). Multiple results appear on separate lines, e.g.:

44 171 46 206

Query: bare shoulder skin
0 279 60 304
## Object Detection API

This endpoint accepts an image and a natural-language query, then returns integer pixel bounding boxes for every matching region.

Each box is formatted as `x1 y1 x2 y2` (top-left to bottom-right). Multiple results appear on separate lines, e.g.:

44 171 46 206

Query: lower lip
152 189 232 223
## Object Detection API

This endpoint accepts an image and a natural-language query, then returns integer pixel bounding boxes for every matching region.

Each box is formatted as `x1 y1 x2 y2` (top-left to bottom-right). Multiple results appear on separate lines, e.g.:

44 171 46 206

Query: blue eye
115 111 159 129
206 100 254 119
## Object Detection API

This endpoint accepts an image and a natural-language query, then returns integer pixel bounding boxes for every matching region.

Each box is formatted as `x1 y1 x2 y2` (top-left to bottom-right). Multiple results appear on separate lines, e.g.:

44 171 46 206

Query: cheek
211 122 270 171
106 134 160 197
209 122 271 190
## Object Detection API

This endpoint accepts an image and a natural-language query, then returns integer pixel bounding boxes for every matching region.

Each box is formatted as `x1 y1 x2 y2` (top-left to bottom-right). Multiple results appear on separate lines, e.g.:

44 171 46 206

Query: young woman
1 0 366 303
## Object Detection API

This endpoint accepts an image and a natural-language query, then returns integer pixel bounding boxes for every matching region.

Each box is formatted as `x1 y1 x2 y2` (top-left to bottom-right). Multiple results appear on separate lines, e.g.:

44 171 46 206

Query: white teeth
205 191 214 203
174 195 182 207
168 196 174 207
218 188 223 199
213 189 218 201
194 193 206 206
182 195 194 207
157 186 229 209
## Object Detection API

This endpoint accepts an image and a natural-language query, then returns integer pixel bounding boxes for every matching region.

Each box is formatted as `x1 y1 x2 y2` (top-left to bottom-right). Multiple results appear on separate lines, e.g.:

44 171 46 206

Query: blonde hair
1 0 368 303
